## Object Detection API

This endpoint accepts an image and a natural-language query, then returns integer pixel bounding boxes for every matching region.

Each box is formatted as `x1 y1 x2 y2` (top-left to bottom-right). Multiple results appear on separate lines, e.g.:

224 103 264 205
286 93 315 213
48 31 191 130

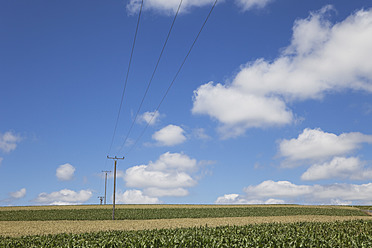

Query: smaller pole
98 196 104 205
102 170 111 205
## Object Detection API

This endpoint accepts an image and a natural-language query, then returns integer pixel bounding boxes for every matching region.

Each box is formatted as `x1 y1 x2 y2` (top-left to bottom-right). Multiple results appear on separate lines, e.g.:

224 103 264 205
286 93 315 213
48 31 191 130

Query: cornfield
1 220 371 247
1 205 371 246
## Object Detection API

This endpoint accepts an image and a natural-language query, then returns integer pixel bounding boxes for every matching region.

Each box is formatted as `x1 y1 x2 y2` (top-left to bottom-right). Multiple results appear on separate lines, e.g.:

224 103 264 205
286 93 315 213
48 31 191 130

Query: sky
1 0 372 206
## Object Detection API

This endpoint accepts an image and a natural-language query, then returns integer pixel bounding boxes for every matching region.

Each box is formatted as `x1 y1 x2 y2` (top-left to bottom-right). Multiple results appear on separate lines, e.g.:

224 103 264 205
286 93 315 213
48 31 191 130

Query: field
0 205 371 247
0 205 366 221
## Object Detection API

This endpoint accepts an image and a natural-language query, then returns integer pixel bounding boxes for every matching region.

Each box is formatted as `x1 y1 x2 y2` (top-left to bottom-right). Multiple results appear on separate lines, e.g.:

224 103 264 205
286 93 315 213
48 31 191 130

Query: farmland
0 205 366 221
0 205 371 246
1 220 372 247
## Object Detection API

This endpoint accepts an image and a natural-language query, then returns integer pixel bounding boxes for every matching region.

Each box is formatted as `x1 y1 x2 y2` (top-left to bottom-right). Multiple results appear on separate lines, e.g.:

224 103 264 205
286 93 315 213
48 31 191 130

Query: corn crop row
1 220 371 247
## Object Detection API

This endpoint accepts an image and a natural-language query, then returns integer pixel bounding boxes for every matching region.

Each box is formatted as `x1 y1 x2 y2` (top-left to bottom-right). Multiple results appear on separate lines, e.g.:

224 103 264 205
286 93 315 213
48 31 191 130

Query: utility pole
107 156 125 220
102 170 111 205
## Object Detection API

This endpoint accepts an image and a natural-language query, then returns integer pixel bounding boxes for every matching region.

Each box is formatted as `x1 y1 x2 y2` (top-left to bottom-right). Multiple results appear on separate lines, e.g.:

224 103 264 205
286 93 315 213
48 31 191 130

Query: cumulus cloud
124 152 199 197
139 111 160 126
193 82 293 138
216 194 247 204
235 0 274 11
126 165 195 189
56 163 76 181
117 190 160 204
151 152 198 171
0 131 21 153
245 180 312 198
152 125 187 146
215 193 284 204
1 188 27 203
144 187 189 197
192 7 372 137
233 6 372 99
34 189 92 205
10 188 26 199
301 157 372 181
126 0 216 15
279 128 372 166
216 180 372 205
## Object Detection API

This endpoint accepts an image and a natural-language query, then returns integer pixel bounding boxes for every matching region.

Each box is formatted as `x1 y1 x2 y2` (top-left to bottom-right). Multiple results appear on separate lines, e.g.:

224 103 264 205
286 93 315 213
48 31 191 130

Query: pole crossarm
107 156 125 160
107 156 125 220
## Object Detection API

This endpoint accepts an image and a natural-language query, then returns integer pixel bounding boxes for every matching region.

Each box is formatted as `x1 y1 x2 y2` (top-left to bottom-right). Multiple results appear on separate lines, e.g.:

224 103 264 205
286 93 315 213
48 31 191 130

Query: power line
107 0 144 156
125 0 218 154
117 0 184 155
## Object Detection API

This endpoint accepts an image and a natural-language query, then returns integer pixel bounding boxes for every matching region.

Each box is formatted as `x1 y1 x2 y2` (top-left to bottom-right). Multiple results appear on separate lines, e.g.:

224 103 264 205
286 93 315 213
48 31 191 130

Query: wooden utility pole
102 170 111 205
107 156 125 220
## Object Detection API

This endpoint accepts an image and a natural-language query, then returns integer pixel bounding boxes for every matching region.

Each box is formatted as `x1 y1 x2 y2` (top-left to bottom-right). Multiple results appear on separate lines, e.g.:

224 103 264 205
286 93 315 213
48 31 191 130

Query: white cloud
117 190 160 204
301 157 372 181
235 0 274 11
192 82 293 138
126 165 196 189
193 128 211 140
34 189 92 205
152 124 187 146
151 152 197 172
215 194 251 204
139 111 160 126
279 128 372 166
244 180 312 198
215 193 285 204
144 187 188 197
10 188 26 199
115 170 126 180
0 131 21 153
313 183 372 203
330 199 353 206
233 6 372 99
265 198 286 204
56 163 76 181
127 0 276 15
1 188 27 203
192 7 372 137
217 180 372 205
127 0 217 15
124 152 199 197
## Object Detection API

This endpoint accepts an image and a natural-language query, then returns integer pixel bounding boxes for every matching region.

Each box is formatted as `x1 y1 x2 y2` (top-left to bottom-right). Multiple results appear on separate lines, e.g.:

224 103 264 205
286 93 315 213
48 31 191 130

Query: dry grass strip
1 215 370 237
363 210 372 216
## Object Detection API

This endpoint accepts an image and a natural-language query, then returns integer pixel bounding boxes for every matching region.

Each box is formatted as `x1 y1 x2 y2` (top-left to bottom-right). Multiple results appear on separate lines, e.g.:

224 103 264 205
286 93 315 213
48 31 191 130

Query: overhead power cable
124 0 218 155
107 0 144 156
116 0 184 155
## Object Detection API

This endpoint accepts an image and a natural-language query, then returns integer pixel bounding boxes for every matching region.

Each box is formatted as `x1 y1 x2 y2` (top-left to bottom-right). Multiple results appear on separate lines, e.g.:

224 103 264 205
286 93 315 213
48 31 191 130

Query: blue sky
1 0 372 206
